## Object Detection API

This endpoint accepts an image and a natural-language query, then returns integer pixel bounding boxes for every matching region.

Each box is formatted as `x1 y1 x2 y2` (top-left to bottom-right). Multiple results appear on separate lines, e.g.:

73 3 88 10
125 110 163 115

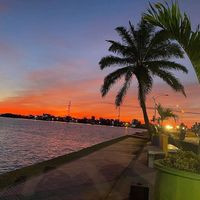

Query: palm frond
99 56 130 70
128 21 140 50
115 72 132 106
151 69 186 96
144 29 168 60
106 40 136 58
101 67 130 96
157 103 178 122
137 19 155 48
145 42 184 60
146 60 188 73
115 26 134 46
144 1 200 82
148 29 169 46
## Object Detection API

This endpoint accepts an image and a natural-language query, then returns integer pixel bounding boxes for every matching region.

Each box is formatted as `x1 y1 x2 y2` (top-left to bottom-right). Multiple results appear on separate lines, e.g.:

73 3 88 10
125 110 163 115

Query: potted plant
152 104 200 199
154 150 200 200
151 104 177 147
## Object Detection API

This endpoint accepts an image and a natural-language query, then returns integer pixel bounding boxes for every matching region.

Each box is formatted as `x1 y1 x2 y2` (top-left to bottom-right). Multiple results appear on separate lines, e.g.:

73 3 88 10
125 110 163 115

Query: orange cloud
0 62 200 127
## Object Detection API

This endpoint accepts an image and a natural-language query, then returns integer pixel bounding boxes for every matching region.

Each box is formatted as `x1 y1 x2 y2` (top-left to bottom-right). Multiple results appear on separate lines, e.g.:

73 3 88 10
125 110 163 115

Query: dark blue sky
0 0 199 125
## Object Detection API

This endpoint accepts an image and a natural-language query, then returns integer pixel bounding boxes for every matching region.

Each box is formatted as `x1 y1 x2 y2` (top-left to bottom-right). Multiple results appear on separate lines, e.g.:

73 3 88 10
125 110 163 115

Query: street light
152 94 169 122
176 104 185 123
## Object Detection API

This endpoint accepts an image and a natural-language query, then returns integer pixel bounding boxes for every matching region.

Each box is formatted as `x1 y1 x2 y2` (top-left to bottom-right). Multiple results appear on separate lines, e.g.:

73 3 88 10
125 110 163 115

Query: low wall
0 135 137 189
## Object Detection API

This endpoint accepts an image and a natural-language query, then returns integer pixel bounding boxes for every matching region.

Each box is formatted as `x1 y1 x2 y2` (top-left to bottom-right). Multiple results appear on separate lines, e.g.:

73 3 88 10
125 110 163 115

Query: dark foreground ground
0 134 156 200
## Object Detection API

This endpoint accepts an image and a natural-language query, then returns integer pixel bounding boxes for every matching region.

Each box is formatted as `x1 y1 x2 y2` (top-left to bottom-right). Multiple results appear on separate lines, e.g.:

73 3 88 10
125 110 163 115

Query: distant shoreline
0 113 146 129
0 116 146 131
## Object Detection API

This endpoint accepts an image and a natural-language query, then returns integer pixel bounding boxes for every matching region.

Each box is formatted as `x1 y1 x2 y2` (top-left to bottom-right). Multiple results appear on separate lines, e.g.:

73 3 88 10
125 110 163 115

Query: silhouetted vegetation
144 1 200 82
99 19 188 132
0 113 145 128
156 103 178 125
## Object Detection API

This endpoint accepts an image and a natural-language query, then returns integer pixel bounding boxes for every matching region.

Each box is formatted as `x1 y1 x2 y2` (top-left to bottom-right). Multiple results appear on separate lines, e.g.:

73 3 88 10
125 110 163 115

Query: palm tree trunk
138 81 150 132
140 97 150 130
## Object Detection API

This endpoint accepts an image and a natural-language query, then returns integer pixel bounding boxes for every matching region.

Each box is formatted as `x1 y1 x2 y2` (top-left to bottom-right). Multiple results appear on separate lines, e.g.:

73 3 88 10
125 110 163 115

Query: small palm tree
156 103 178 125
99 19 188 131
144 1 200 82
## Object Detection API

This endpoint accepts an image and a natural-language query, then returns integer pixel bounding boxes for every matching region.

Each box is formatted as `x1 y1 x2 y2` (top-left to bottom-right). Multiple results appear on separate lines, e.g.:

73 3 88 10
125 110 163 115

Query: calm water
0 117 142 174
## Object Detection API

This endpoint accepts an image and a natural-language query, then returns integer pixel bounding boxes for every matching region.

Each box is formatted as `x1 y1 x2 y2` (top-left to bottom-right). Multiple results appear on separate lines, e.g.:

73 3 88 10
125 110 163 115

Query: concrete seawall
0 134 138 189
0 133 154 200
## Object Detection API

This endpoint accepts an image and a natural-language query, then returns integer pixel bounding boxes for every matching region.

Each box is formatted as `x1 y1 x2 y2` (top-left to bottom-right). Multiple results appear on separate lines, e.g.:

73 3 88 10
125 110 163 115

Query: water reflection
0 117 142 174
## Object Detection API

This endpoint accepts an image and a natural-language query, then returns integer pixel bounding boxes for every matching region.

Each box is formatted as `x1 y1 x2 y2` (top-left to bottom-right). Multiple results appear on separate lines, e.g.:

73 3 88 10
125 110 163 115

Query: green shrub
191 122 200 137
168 135 199 154
161 150 200 174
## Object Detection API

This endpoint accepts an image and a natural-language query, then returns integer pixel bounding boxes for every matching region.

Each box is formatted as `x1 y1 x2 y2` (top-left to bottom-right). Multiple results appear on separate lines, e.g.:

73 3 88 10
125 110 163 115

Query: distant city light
125 122 129 127
165 125 173 130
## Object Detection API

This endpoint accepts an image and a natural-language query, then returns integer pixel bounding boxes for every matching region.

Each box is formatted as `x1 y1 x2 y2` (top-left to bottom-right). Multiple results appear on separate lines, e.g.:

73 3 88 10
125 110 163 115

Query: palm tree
144 1 200 82
99 19 188 132
156 103 178 125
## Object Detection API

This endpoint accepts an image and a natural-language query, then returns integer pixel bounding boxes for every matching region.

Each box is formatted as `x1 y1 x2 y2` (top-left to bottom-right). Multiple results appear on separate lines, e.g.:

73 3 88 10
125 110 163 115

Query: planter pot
154 160 200 200
151 135 160 147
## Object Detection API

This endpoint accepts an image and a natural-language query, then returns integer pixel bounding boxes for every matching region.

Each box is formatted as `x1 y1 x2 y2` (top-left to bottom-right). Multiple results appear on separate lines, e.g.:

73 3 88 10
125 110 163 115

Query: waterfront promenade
0 134 156 200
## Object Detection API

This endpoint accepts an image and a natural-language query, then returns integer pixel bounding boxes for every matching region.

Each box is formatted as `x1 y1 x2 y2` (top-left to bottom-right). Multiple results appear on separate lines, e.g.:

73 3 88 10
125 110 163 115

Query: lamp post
176 104 184 123
152 94 169 122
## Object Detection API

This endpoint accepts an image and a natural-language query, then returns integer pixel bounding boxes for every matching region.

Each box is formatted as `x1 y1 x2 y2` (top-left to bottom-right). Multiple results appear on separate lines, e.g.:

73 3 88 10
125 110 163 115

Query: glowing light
125 122 129 127
176 125 180 129
165 125 173 130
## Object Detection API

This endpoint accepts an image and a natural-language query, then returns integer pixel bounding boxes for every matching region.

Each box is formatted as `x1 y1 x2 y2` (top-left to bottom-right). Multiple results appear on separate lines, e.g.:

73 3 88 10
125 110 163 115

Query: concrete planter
154 160 200 200
151 135 160 147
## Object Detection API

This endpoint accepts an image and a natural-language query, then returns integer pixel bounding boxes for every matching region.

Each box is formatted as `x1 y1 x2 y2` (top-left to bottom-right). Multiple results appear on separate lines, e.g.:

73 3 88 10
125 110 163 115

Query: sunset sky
0 0 200 126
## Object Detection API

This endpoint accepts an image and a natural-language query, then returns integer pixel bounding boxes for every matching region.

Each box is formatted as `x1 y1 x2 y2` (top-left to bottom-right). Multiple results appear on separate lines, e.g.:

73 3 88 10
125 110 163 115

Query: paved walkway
106 145 156 200
0 135 156 200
